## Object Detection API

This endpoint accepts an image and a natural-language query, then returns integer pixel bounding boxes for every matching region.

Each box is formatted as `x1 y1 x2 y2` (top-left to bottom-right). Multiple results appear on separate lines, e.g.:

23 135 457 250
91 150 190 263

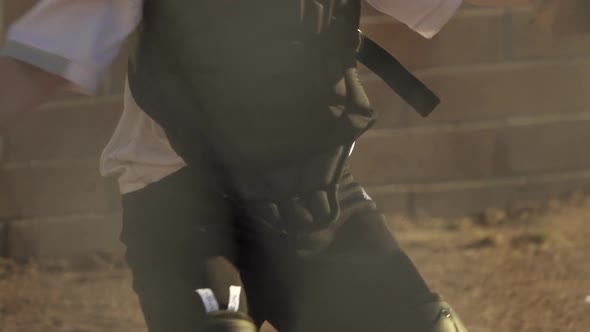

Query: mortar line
365 168 590 194
363 110 590 138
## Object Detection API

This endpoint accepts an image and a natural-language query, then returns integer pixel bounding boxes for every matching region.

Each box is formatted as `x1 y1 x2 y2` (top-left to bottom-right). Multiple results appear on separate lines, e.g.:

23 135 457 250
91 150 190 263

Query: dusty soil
1 195 589 332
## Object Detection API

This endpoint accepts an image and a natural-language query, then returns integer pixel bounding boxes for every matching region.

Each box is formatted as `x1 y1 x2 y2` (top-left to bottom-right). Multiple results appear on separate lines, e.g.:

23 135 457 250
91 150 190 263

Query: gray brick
0 135 4 163
360 8 504 70
413 184 516 218
0 161 118 219
349 127 502 185
4 97 122 162
8 213 124 259
0 222 7 257
412 172 590 217
506 117 590 174
364 189 409 216
509 7 590 60
406 61 590 125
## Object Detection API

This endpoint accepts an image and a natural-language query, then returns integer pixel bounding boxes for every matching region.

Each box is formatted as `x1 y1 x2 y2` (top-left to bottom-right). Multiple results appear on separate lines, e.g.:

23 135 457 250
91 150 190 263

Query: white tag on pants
227 285 242 312
195 288 220 313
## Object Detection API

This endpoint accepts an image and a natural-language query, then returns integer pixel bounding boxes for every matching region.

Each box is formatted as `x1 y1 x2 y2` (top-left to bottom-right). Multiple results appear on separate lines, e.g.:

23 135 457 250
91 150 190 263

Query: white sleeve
365 0 463 39
0 0 143 94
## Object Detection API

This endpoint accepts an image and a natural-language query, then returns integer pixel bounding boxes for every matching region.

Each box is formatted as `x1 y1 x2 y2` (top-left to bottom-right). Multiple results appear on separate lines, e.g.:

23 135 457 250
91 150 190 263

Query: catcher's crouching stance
125 0 467 331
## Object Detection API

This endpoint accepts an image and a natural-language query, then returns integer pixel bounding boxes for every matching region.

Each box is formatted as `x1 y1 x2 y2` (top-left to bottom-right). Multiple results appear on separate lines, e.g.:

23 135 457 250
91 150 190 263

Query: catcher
0 0 532 331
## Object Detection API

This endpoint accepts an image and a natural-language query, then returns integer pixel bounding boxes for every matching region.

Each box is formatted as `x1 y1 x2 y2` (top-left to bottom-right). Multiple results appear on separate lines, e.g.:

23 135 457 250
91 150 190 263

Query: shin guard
202 311 257 332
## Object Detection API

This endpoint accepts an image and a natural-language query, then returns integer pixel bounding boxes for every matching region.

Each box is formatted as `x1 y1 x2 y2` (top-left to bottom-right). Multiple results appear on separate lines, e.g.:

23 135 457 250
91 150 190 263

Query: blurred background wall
1 1 590 259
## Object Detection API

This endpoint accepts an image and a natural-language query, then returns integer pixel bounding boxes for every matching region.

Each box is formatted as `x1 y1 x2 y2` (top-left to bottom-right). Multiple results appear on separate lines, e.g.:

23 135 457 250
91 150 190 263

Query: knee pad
412 294 469 332
202 311 257 332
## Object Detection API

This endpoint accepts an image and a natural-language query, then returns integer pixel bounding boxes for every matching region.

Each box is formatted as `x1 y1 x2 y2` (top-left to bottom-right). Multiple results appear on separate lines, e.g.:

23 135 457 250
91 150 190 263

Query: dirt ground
1 194 589 332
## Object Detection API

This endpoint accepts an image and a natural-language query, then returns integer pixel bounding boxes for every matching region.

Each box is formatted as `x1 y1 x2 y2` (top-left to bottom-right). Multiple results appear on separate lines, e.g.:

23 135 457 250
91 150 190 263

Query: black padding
404 294 470 332
307 190 331 220
203 312 257 332
281 198 315 229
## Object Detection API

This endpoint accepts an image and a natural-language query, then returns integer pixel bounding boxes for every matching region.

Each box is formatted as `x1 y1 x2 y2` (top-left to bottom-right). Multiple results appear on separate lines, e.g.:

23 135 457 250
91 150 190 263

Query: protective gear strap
356 33 440 117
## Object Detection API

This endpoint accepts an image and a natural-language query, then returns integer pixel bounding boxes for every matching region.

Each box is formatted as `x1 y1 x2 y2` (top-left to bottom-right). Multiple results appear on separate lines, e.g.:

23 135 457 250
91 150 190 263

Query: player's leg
298 209 468 331
268 168 468 332
119 167 258 332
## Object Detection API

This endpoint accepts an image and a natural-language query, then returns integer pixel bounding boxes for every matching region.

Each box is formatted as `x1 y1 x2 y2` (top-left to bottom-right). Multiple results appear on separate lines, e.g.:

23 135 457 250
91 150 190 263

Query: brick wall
0 0 126 258
1 1 590 258
354 2 590 217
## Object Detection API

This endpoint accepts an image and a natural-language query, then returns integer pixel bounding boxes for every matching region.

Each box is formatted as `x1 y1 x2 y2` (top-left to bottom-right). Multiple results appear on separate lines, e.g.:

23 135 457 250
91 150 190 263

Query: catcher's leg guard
202 311 257 332
411 294 468 332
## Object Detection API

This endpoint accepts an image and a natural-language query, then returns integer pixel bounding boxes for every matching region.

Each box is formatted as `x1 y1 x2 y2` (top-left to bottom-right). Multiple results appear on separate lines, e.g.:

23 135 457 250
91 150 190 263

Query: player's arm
0 56 67 127
0 0 142 127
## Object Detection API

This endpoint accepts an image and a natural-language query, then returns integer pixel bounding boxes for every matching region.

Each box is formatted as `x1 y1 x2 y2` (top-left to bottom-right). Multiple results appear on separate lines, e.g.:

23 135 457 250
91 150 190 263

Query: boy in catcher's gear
0 0 531 331
127 2 463 331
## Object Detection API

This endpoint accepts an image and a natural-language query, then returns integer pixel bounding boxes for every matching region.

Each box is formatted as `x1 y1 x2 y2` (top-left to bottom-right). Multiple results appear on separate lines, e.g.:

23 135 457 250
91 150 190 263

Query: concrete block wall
353 2 590 217
0 0 126 259
1 1 590 258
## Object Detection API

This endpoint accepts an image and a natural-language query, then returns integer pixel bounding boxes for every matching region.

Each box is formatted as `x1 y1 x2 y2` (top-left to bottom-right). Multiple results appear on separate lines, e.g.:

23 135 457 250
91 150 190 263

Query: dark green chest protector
128 0 437 252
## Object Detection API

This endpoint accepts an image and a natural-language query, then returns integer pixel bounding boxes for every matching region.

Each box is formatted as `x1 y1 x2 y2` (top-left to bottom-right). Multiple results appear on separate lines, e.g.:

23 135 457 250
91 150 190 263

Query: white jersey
0 0 462 194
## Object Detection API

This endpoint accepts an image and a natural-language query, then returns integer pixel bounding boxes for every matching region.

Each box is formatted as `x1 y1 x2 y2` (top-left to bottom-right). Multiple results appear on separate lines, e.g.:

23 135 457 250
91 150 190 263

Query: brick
8 213 124 259
0 222 6 257
360 9 504 70
509 7 590 60
349 126 502 185
406 61 590 125
0 161 119 219
0 135 4 163
412 183 516 218
531 0 590 36
411 172 590 218
506 117 590 174
0 180 11 218
4 97 122 162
